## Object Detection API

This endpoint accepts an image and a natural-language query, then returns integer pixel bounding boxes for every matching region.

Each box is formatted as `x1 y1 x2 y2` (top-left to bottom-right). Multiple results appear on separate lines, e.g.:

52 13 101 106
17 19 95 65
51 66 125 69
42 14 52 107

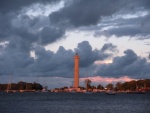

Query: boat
41 86 49 92
5 75 16 93
5 90 16 93
105 90 116 95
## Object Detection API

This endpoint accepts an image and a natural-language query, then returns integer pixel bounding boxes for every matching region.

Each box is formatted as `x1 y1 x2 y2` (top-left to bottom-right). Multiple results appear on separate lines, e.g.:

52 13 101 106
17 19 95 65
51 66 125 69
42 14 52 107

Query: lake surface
0 92 150 113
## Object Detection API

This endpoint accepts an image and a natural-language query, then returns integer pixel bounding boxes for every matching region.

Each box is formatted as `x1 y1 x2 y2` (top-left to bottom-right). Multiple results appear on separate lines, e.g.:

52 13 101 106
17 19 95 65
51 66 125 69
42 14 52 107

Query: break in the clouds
0 0 150 81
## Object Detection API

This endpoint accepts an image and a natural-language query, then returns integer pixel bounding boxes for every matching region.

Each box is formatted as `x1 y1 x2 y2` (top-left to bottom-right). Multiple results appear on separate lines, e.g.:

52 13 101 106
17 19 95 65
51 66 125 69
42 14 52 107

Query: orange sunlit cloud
94 59 113 65
80 76 136 86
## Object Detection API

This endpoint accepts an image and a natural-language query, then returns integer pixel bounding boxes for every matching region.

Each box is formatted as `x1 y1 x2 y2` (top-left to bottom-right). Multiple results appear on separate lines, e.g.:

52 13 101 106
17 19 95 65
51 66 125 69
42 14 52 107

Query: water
0 92 150 113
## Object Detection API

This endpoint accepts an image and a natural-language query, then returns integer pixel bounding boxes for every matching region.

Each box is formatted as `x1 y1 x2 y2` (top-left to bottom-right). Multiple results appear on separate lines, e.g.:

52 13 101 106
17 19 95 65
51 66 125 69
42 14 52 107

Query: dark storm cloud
74 41 117 68
1 0 150 43
40 26 65 45
75 41 99 67
0 38 34 76
95 49 150 78
30 45 74 77
49 0 125 27
0 0 66 77
14 15 51 44
0 39 116 77
104 13 150 38
0 13 64 45
50 0 150 40
1 0 150 44
0 0 63 44
28 41 116 77
129 0 150 10
0 13 14 40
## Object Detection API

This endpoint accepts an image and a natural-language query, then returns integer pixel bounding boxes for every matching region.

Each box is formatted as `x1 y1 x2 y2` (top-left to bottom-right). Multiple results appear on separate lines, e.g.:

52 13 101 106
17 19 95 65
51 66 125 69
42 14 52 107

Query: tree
115 82 122 91
33 82 43 90
106 83 114 90
97 84 104 90
79 86 85 90
91 85 96 90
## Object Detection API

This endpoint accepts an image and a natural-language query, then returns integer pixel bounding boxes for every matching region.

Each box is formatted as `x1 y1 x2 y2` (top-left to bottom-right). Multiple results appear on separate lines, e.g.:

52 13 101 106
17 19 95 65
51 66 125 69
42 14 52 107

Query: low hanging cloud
0 42 34 76
95 49 150 79
0 40 117 78
30 41 117 77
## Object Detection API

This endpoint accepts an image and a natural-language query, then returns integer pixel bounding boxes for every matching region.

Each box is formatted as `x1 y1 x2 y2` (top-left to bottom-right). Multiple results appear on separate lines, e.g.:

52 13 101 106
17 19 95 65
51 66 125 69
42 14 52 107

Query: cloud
80 76 135 87
30 41 116 77
0 39 34 76
0 0 150 81
0 13 14 40
74 41 117 68
75 41 99 67
0 0 60 14
101 43 118 52
1 0 150 45
0 0 64 44
0 39 117 78
49 0 150 39
95 49 150 78
30 45 74 77
106 13 150 38
1 0 150 46
1 37 150 80
49 0 126 27
40 26 65 45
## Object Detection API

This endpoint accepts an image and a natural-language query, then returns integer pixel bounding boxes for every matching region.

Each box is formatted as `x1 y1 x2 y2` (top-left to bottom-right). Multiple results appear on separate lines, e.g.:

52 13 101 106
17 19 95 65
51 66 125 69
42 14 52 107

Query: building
74 53 80 88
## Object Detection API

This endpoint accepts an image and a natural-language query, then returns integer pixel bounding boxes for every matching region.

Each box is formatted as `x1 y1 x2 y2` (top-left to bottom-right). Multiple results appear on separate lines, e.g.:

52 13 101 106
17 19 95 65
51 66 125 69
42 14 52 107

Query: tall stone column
74 53 80 88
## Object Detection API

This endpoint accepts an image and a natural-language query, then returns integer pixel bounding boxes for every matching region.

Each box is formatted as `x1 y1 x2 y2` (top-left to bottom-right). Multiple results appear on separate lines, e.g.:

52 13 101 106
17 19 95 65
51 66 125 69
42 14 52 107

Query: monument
74 53 80 88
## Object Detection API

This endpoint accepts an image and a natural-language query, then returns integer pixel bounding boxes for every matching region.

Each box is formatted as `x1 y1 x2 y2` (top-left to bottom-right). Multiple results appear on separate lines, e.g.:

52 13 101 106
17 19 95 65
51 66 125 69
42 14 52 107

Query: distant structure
74 53 80 88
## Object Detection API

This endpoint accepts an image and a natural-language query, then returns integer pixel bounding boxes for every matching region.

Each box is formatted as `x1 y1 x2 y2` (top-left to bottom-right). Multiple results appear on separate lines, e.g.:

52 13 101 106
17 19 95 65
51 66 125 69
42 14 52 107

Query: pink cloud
80 76 136 87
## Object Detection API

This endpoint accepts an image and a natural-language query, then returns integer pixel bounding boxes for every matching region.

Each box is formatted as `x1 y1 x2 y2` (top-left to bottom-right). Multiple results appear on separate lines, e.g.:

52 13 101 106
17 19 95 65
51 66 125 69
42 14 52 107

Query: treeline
54 79 150 92
90 79 150 91
114 79 150 91
0 81 43 91
1 79 150 92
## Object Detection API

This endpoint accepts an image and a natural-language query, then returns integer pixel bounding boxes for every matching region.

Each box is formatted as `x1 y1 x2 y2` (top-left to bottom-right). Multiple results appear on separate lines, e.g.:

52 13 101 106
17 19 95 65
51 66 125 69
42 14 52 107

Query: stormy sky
0 0 150 88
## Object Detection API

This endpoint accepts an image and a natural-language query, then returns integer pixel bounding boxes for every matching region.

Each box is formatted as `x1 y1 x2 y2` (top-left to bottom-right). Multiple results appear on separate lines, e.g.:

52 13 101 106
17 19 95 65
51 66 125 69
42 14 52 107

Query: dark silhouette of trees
117 79 150 91
97 84 104 90
115 82 122 91
0 79 150 92
106 83 114 90
0 81 43 91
